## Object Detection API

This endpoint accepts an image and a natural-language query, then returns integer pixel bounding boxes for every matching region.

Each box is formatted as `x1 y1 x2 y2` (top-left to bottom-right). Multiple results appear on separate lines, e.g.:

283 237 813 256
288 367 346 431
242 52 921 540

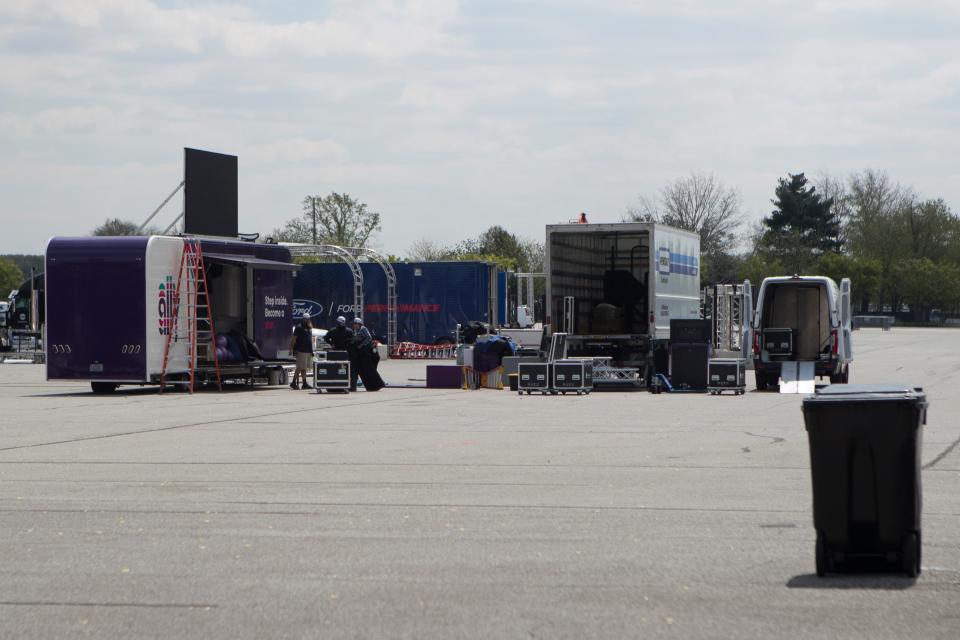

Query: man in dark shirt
324 315 354 352
289 313 314 390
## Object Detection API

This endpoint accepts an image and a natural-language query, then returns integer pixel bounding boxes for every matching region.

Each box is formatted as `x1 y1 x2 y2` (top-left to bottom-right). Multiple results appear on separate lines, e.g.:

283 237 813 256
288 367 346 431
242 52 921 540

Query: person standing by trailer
290 313 314 390
325 315 354 352
349 317 384 392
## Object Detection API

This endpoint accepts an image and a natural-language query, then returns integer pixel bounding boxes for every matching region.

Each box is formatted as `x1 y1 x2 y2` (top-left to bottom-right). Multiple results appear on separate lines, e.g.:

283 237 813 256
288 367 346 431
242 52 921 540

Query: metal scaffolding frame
282 243 365 318
348 248 398 347
702 281 753 356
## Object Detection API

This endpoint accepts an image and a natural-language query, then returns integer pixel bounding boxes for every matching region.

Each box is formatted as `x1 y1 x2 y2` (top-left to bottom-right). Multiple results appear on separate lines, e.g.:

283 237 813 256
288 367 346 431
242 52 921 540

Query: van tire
754 372 764 390
755 371 771 391
830 366 850 385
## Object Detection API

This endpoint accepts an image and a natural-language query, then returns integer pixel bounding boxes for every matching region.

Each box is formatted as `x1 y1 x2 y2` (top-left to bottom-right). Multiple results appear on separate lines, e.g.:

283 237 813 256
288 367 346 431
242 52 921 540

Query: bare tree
627 173 743 258
406 237 449 261
91 218 162 236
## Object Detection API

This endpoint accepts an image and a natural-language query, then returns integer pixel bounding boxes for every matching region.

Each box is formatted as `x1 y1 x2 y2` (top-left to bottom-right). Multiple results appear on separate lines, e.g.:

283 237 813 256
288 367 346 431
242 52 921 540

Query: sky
1 0 958 256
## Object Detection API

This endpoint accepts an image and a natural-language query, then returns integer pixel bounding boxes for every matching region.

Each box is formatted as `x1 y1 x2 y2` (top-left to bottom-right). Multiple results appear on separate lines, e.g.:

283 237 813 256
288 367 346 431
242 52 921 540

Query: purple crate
426 365 463 389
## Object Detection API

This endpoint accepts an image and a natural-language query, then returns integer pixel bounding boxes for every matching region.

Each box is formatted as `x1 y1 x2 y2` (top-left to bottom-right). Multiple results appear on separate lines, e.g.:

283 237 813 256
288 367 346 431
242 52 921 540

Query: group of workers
290 313 385 392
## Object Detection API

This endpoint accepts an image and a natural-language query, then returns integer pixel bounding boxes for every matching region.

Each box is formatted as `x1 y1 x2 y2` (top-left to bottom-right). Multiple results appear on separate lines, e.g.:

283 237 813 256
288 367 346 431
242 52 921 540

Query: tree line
76 170 960 322
629 169 960 322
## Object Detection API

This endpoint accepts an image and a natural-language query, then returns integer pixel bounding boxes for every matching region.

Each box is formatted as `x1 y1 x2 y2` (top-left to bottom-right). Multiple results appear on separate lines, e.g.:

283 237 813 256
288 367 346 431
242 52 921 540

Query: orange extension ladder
160 238 222 393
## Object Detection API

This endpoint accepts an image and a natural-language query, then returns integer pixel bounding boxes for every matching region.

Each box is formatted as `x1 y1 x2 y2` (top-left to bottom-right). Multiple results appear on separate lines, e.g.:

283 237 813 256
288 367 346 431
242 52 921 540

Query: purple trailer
45 236 299 392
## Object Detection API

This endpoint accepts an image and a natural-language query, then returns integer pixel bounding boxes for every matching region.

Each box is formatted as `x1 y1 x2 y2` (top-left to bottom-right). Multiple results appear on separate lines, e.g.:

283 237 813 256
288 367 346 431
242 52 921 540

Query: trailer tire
91 382 118 394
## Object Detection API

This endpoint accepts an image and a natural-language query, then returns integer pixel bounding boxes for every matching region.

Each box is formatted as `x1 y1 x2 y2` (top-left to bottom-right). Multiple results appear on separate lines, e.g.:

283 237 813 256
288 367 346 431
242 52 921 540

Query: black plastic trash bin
802 384 927 577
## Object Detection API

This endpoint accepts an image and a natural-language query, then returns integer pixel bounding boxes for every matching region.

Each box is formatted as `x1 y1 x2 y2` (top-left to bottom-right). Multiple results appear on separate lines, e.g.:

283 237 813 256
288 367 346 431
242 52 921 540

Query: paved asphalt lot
1 328 959 639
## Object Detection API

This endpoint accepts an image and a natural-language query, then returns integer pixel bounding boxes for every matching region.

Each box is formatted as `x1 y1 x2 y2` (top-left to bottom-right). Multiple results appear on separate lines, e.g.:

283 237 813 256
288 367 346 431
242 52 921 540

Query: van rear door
840 278 852 360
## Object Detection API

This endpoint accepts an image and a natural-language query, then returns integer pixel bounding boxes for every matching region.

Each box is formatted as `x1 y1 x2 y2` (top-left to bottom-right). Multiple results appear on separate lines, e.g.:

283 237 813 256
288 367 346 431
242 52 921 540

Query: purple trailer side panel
254 269 293 359
46 237 148 381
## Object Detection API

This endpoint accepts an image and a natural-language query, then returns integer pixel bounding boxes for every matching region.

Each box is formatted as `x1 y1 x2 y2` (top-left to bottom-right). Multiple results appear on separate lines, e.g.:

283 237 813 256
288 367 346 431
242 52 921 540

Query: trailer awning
203 252 301 271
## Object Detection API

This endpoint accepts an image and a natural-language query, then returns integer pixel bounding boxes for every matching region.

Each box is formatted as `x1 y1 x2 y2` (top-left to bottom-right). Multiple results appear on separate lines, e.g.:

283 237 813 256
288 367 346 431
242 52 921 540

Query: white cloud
0 0 958 255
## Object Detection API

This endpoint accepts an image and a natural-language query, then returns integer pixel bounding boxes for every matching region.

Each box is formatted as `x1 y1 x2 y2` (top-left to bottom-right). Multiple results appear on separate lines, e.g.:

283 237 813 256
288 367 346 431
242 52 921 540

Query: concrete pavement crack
923 432 960 470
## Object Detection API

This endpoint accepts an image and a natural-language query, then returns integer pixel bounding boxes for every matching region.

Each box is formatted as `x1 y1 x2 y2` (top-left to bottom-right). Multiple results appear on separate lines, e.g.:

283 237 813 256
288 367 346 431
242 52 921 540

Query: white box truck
545 222 701 378
750 275 853 390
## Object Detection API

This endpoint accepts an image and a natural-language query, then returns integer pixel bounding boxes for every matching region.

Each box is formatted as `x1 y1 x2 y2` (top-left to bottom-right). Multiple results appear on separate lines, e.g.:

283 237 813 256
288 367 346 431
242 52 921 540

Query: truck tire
91 382 118 394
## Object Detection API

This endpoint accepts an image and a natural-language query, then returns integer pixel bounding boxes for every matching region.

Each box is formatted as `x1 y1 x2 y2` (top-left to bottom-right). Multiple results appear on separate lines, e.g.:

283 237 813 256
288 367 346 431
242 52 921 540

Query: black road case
670 343 709 391
707 358 746 395
670 319 712 344
551 359 594 395
763 327 794 357
313 360 351 393
802 385 927 577
517 362 551 395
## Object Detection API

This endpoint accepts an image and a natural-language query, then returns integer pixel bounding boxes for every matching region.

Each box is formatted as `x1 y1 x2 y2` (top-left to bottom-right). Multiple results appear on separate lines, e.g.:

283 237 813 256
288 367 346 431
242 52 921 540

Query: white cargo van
751 275 852 390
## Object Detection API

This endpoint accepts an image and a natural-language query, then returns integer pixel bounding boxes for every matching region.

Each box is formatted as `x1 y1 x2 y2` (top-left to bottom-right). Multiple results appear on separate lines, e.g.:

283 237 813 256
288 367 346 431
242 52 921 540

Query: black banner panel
183 148 238 237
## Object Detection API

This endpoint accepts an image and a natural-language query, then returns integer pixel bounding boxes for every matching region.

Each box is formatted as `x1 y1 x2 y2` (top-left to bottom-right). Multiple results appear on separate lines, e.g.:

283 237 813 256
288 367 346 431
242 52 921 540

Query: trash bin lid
803 384 926 405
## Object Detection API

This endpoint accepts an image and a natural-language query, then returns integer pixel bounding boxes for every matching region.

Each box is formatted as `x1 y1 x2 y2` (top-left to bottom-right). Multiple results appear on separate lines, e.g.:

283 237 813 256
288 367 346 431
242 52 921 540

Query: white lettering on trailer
336 304 361 313
263 295 288 319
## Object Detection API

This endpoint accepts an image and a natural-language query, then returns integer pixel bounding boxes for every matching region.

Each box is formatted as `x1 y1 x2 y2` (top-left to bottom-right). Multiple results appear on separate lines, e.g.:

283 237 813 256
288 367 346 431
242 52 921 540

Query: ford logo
293 299 324 319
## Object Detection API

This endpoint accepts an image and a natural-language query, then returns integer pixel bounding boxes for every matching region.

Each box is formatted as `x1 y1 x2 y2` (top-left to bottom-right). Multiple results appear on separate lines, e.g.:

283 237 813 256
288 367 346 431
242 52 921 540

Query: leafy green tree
891 258 960 322
814 253 881 313
0 258 24 295
760 172 842 271
737 252 785 289
0 254 43 274
899 198 959 263
453 226 543 272
703 252 745 284
273 193 381 248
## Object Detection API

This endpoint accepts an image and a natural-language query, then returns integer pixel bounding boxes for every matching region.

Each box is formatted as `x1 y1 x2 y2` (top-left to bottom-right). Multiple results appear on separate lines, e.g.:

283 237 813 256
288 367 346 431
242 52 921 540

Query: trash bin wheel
815 531 831 577
901 531 920 578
